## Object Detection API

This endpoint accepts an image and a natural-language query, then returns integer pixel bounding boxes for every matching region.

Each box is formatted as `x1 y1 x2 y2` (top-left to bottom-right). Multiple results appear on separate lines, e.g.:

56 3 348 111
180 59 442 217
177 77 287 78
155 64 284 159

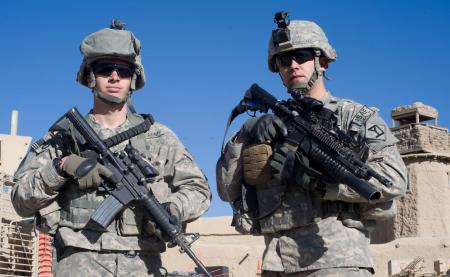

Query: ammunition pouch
323 200 394 232
322 200 355 215
36 201 61 235
118 205 146 236
258 183 317 233
321 200 369 231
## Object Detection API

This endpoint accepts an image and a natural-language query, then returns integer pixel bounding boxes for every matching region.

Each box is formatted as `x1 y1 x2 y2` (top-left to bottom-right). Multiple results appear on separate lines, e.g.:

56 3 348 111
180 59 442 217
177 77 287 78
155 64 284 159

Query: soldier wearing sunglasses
12 20 211 276
217 13 407 276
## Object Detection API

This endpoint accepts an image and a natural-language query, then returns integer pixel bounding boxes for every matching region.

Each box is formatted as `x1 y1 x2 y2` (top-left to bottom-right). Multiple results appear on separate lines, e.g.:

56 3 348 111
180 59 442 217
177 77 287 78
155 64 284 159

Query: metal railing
0 219 37 276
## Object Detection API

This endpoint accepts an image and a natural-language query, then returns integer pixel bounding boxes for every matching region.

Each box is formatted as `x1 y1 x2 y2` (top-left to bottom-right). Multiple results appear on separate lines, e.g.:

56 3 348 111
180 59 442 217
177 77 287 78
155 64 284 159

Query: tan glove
242 143 273 185
61 154 113 190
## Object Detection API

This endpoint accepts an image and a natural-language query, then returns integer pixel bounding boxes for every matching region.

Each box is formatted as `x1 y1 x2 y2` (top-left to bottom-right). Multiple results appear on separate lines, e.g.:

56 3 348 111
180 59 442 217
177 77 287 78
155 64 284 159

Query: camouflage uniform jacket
12 112 211 253
216 92 407 273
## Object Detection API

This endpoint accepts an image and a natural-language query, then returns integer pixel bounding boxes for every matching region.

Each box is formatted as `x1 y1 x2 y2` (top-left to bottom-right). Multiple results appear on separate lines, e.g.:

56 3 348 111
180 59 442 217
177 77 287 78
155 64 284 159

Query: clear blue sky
1 1 449 217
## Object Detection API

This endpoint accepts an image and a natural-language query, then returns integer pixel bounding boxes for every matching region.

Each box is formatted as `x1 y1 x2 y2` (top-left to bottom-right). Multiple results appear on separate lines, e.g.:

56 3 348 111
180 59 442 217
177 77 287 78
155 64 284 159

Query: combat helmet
76 20 146 104
268 12 337 96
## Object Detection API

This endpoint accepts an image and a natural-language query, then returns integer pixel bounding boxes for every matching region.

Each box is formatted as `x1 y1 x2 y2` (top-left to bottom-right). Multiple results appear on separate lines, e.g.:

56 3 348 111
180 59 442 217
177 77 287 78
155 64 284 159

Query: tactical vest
37 113 173 239
253 96 397 234
253 97 341 233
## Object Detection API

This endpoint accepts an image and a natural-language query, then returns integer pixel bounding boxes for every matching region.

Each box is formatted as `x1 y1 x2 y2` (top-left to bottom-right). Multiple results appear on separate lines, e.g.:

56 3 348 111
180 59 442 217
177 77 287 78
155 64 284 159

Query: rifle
52 107 212 277
230 84 394 202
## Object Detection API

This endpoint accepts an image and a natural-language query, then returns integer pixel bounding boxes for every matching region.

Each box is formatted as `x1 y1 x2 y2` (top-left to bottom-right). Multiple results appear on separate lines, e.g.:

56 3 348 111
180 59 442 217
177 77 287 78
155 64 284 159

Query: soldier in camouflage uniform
216 14 407 276
12 21 211 277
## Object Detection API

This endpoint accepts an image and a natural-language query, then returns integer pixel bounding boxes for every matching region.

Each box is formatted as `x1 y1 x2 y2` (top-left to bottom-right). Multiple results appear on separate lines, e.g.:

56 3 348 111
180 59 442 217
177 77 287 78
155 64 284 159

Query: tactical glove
162 202 182 228
270 143 311 187
270 144 296 181
152 202 182 246
61 154 113 190
239 115 287 143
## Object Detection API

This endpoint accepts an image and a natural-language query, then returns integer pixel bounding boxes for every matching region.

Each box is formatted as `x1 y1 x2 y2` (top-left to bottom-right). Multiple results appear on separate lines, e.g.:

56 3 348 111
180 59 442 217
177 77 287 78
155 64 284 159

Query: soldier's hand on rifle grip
156 202 182 247
59 154 113 190
270 144 296 181
239 114 288 144
270 144 311 187
162 202 181 227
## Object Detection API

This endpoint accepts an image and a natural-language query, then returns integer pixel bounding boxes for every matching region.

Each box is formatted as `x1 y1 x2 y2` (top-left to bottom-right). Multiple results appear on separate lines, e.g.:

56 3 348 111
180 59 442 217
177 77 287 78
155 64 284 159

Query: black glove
240 115 287 143
270 144 296 181
151 202 182 246
162 202 182 229
270 144 310 187
60 154 113 190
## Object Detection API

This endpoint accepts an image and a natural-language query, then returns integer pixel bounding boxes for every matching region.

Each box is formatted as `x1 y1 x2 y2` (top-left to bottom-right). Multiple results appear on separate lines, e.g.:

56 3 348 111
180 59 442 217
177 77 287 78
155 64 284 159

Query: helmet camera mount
272 11 291 47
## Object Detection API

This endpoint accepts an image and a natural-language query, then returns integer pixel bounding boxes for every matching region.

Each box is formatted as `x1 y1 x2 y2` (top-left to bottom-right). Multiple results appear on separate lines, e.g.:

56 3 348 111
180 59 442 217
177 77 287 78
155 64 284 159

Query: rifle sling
103 114 154 148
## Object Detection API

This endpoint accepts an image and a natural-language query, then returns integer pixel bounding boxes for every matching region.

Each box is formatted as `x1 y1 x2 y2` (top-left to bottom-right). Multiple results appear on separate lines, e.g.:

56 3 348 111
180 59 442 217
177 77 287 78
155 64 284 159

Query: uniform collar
318 91 334 105
87 110 142 131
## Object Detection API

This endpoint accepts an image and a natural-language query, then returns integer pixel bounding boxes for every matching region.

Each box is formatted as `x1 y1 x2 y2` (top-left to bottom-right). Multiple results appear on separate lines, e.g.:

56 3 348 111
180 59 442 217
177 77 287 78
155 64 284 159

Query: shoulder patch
366 123 386 140
353 106 375 126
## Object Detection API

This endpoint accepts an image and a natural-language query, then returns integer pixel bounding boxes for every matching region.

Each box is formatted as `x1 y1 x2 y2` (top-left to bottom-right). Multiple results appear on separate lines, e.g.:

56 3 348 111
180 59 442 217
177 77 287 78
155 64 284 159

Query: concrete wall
162 217 265 276
392 124 450 154
0 134 31 221
0 134 31 180
413 160 450 237
371 156 450 243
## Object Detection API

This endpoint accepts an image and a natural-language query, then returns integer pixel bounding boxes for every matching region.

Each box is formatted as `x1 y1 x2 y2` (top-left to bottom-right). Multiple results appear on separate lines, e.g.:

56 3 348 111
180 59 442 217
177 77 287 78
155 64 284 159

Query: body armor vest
256 97 347 233
40 113 172 238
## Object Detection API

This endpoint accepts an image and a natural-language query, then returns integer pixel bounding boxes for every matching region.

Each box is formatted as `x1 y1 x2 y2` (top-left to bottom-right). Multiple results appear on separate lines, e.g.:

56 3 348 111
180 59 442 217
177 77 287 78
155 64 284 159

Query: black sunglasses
93 63 134 78
276 50 315 67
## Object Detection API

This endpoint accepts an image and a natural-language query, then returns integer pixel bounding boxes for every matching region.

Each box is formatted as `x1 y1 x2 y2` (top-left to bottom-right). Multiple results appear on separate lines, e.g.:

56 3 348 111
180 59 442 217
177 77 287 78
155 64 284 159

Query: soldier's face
93 59 132 99
276 51 315 89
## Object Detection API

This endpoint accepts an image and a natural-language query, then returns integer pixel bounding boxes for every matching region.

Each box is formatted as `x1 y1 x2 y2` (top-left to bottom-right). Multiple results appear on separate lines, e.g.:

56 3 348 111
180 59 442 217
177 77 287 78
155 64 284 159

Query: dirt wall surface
162 217 450 276
162 217 265 276
370 236 450 277
372 158 450 243
393 124 450 155
413 161 450 237
0 134 31 180
0 134 32 221
393 161 420 239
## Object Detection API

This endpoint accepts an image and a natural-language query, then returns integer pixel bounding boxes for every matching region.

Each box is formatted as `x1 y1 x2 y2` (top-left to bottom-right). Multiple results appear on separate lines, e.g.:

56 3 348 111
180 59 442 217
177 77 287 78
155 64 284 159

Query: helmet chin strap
92 89 131 105
130 72 138 91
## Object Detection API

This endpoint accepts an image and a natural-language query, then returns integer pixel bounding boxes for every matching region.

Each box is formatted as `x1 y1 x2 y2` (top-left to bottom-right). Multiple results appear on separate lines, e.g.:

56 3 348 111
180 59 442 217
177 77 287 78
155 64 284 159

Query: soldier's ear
319 56 329 70
87 75 93 86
